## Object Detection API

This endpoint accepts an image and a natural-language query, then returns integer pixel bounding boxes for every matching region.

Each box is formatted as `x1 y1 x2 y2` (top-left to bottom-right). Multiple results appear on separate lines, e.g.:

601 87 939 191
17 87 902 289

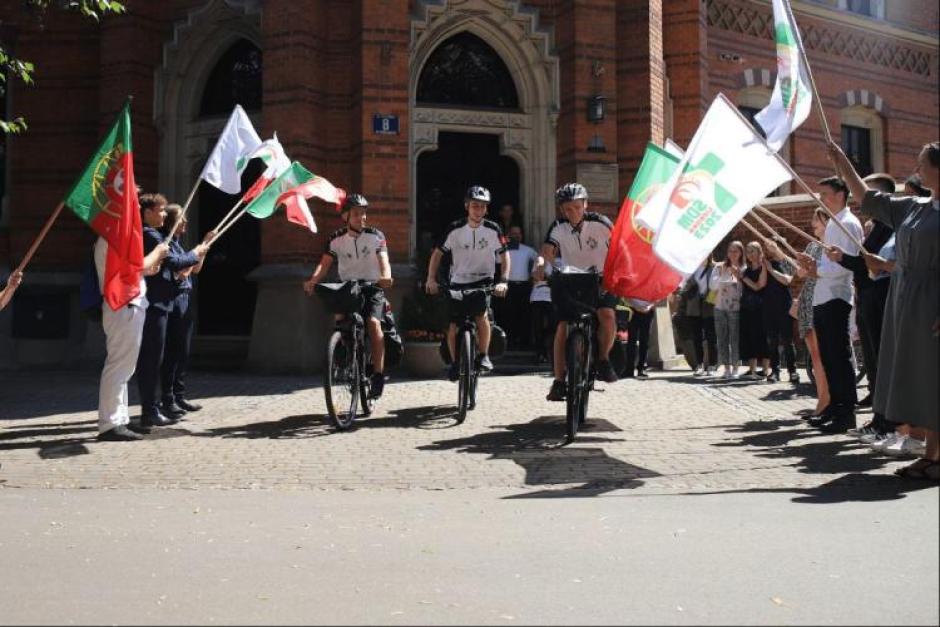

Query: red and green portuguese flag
64 100 144 310
602 143 684 303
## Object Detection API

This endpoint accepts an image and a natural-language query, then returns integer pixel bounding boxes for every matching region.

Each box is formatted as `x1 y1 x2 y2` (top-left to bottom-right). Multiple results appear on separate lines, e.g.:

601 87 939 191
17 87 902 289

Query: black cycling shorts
360 284 386 322
447 279 492 323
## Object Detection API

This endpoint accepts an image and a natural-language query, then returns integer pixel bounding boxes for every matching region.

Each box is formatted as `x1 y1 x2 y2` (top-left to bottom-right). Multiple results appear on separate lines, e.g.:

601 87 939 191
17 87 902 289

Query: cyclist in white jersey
426 185 510 380
303 194 393 397
534 183 619 401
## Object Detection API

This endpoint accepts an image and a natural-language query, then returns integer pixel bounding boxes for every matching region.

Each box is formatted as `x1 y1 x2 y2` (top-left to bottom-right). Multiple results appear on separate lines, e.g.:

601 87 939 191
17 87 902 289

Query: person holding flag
136 193 214 428
303 194 393 398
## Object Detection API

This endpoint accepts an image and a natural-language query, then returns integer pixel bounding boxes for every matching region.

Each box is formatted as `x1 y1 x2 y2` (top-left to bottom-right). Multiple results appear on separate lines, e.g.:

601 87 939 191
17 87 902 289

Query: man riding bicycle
303 193 393 398
425 185 510 381
534 183 619 401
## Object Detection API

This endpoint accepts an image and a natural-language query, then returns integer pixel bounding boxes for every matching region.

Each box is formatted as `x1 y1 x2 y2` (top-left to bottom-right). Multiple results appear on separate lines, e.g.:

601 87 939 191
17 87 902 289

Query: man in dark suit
136 193 210 427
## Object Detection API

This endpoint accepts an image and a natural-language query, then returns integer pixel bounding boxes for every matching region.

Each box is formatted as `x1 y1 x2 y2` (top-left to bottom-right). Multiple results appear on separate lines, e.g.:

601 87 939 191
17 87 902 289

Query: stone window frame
839 104 885 175
836 0 886 20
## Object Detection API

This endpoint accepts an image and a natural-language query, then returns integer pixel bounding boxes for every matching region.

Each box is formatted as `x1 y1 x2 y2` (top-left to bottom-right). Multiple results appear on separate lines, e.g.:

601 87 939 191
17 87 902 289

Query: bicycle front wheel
325 331 359 430
456 329 473 423
565 329 587 442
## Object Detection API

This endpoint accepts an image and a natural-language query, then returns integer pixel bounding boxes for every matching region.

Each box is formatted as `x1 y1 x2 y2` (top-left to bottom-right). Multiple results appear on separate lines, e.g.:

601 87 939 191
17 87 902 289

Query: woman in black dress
739 241 770 380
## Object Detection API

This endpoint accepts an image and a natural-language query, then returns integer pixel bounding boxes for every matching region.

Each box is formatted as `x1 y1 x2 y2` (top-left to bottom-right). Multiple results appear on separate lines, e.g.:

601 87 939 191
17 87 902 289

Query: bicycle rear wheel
565 329 587 442
325 331 359 430
456 329 473 423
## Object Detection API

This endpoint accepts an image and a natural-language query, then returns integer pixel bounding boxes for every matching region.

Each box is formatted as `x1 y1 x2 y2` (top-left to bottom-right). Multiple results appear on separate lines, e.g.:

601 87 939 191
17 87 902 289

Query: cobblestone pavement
0 367 927 496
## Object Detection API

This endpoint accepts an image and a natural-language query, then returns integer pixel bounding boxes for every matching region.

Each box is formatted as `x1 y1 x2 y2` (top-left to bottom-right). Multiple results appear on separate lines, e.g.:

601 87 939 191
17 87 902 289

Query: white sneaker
721 366 732 379
859 430 886 444
883 435 927 457
730 366 739 379
870 433 899 452
693 367 705 377
706 366 718 376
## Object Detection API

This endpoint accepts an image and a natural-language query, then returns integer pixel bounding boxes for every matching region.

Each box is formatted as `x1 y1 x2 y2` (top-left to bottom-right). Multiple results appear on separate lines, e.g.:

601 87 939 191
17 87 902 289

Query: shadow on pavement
417 415 658 498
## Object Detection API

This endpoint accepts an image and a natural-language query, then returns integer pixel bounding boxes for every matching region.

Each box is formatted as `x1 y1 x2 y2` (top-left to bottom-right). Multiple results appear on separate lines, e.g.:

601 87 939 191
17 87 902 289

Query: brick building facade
1 0 937 371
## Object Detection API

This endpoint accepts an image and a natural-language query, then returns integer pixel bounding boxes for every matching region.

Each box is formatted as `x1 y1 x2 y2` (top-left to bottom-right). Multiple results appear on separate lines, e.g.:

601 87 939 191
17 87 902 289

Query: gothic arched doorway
193 38 262 336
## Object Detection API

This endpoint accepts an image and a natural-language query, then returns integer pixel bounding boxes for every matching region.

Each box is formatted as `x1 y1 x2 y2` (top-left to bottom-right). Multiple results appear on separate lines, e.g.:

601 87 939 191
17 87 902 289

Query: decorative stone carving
707 0 934 78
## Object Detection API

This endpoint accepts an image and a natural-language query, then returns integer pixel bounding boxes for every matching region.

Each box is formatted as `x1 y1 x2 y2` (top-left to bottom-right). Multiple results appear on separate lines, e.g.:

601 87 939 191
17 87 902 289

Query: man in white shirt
96 235 168 441
797 176 863 432
426 185 510 380
496 224 538 350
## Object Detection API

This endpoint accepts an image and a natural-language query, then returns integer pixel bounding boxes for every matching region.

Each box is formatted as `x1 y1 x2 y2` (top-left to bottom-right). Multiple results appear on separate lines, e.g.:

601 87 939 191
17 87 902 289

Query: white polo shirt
438 218 507 284
544 212 613 272
327 227 387 282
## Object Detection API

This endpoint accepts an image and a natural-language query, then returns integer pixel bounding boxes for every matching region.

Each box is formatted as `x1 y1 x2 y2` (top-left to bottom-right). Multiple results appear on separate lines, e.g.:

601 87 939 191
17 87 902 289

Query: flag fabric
236 133 292 204
638 94 792 275
281 176 347 234
64 101 143 310
754 0 812 151
200 105 262 194
243 161 315 219
602 143 685 303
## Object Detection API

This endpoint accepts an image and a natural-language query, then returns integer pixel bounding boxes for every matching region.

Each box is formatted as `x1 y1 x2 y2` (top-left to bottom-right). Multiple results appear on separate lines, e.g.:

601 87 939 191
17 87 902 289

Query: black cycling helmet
555 182 589 205
464 185 491 203
340 193 368 213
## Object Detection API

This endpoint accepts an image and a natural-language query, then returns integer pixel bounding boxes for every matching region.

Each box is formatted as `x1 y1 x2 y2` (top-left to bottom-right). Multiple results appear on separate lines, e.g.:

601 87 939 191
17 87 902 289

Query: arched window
840 105 884 177
417 32 519 110
199 39 262 117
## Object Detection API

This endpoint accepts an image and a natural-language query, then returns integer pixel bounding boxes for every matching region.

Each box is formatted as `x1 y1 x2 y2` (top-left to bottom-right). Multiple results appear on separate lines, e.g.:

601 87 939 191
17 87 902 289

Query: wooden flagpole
718 93 864 250
211 204 251 243
754 205 820 245
14 202 66 273
747 210 801 257
163 178 202 243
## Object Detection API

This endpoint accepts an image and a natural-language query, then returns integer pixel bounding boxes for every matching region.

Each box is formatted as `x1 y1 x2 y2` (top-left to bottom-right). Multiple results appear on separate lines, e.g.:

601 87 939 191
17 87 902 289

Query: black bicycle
550 271 600 442
315 280 378 429
442 284 495 423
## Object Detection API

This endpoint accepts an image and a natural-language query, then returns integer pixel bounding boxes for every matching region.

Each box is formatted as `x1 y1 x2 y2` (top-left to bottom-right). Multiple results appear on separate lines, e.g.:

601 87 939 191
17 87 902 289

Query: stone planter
401 341 446 379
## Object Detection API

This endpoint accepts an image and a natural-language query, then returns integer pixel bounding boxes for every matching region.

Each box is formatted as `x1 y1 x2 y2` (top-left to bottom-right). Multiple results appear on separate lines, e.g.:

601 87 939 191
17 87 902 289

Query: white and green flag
637 94 792 275
244 161 315 219
755 0 812 151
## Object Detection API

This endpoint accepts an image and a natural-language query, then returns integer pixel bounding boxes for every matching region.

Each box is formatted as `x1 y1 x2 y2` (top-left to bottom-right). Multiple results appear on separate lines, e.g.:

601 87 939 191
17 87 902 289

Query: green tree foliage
1 1 126 133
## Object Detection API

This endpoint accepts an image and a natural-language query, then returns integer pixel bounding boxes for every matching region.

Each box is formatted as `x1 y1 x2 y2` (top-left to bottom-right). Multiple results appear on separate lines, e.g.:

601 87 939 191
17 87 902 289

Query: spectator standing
795 209 831 416
679 258 718 376
497 225 538 350
761 241 798 383
529 257 558 365
739 241 770 380
711 240 745 378
624 300 655 379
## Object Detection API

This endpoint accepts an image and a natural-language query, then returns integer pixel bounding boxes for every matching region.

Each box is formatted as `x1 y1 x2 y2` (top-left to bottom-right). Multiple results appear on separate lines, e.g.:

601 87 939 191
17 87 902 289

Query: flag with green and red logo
64 100 143 310
755 0 812 151
602 143 684 303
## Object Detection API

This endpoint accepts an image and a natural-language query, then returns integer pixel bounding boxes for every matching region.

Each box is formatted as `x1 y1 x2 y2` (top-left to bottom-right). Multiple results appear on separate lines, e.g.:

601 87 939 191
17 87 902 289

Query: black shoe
546 379 566 402
97 425 143 441
636 369 649 380
176 398 202 412
767 370 780 383
789 371 800 384
126 423 151 435
141 411 176 428
369 372 385 398
447 362 460 382
817 413 855 434
596 360 619 384
856 393 873 408
476 354 494 372
161 401 186 419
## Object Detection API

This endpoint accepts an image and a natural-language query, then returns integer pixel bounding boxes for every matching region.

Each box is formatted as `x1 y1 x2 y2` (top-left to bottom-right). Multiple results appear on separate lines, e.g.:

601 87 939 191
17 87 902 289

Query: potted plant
398 273 450 378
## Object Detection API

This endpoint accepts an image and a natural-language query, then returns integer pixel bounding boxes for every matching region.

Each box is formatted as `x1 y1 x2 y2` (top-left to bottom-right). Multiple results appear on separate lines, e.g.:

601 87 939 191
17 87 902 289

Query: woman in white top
710 241 745 378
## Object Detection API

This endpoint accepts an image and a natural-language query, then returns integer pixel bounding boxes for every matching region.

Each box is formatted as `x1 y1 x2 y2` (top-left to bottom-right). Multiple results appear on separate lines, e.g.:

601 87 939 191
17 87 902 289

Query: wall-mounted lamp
587 95 606 123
